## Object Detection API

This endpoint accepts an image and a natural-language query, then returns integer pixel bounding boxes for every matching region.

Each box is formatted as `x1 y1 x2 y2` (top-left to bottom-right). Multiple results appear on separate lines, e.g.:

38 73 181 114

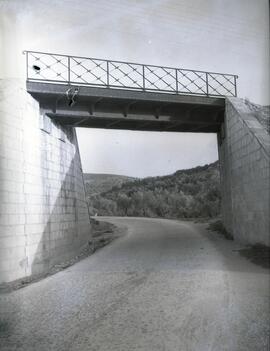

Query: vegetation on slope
84 173 135 197
244 99 270 134
85 161 221 219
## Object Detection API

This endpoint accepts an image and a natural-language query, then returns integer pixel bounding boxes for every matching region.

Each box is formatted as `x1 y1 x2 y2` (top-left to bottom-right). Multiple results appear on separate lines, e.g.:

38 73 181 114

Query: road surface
0 217 269 351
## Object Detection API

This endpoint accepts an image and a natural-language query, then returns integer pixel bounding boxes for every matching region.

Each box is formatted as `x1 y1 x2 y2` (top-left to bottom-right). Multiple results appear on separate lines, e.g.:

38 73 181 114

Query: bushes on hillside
87 161 221 219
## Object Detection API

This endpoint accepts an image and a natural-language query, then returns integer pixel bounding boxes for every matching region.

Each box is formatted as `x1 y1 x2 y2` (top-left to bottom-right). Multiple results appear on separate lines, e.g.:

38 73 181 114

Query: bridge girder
27 82 225 133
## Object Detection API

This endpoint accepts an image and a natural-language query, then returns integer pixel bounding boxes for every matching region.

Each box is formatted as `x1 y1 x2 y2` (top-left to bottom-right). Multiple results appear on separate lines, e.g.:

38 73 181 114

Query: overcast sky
1 0 269 177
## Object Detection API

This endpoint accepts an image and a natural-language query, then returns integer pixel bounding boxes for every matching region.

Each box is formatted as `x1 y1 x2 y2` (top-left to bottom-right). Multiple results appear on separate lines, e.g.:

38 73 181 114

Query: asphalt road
0 217 269 351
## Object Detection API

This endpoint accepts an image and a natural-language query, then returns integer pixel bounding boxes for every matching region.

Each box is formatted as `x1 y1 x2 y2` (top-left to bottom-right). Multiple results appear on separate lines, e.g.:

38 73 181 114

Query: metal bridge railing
24 51 238 97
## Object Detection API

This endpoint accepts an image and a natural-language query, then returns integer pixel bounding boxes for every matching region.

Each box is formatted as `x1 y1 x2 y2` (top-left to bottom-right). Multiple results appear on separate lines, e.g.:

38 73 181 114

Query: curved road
0 217 269 351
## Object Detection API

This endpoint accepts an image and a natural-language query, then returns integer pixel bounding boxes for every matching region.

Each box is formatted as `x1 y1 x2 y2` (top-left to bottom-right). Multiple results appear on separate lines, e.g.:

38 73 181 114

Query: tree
117 193 131 216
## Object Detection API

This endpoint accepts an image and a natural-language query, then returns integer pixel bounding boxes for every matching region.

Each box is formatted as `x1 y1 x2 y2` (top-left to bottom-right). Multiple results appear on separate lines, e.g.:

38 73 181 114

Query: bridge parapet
24 51 238 97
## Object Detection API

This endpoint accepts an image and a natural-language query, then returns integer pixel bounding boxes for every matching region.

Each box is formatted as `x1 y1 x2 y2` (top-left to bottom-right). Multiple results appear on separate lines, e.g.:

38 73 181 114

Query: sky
1 0 269 177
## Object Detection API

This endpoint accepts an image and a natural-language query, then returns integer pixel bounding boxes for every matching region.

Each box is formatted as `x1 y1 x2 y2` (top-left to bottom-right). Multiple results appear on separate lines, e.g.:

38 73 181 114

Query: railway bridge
0 51 269 283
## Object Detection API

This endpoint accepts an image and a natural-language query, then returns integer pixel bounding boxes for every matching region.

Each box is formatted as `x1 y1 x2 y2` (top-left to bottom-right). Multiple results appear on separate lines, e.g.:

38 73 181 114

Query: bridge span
0 51 268 284
25 51 237 133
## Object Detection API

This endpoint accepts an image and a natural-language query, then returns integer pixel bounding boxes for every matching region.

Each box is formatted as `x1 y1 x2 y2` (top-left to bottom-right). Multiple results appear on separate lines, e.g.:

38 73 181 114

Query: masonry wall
219 97 270 246
0 79 91 284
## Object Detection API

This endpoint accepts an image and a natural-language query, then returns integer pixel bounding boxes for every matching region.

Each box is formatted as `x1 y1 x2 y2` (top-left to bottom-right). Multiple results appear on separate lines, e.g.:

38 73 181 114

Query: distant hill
85 161 221 219
83 173 136 197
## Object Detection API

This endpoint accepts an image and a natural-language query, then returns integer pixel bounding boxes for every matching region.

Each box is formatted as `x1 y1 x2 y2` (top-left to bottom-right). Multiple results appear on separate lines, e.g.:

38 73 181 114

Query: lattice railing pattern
25 51 238 97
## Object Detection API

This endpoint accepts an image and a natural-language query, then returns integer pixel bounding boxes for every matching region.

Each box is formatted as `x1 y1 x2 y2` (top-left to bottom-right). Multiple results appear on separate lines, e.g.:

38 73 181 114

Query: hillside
244 99 270 134
83 173 135 197
85 161 221 219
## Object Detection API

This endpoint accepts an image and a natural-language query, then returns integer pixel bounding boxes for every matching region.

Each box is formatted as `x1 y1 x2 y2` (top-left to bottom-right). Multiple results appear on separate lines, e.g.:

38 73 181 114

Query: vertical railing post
142 64 145 91
26 51 29 80
68 56 70 84
206 72 209 96
175 69 178 94
107 61 110 86
234 75 238 97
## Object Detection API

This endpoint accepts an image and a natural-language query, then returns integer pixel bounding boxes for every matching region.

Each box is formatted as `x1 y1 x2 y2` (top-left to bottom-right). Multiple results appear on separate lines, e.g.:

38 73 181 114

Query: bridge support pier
0 79 91 284
219 98 270 246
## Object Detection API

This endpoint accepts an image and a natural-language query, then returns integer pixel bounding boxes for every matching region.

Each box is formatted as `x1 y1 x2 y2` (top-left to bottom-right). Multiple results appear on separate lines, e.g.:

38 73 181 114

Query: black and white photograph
0 1 269 350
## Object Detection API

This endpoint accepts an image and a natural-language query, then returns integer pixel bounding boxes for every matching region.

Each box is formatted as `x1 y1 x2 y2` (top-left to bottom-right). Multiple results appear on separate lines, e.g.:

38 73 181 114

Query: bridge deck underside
27 82 225 133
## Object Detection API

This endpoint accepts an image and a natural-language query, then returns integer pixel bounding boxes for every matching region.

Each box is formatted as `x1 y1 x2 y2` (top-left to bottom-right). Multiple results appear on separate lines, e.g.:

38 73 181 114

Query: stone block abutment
0 79 91 284
218 98 269 246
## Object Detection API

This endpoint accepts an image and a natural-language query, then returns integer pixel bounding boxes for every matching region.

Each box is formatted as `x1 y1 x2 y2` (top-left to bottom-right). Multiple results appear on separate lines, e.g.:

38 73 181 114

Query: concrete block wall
0 79 91 283
219 97 270 246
